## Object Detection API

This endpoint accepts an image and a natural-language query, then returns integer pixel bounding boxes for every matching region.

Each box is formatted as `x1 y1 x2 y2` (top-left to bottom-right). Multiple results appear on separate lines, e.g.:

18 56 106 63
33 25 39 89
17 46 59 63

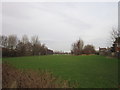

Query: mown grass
2 55 118 88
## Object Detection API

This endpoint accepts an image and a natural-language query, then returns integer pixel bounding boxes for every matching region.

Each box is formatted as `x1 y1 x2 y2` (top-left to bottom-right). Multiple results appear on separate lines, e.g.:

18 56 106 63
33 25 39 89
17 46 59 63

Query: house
99 47 111 56
46 49 53 55
99 48 107 55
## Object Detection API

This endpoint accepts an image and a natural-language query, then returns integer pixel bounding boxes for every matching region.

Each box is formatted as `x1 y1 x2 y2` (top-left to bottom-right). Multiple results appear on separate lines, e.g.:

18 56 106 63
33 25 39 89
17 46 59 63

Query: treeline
71 39 96 55
0 35 53 57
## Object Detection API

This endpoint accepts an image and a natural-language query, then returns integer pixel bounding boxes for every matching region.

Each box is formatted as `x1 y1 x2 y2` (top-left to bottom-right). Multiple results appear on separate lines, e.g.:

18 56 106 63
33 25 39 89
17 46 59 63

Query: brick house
99 48 107 55
99 47 111 56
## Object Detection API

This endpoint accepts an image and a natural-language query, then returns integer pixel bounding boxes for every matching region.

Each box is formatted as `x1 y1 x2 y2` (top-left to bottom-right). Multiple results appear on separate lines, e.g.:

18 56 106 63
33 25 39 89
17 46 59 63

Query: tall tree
71 39 84 55
31 36 41 55
31 36 40 45
7 35 17 49
0 35 8 48
16 40 26 56
40 44 47 55
111 28 120 52
83 44 95 54
111 28 120 43
21 35 29 44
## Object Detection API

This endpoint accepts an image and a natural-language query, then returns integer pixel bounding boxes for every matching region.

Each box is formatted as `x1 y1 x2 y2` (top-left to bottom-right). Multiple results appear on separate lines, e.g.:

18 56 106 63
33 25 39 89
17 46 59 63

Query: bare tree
31 36 40 45
71 39 84 55
0 35 8 48
17 35 32 56
16 40 32 56
111 27 120 43
1 34 51 57
40 44 47 55
83 44 95 54
110 28 120 53
31 36 41 55
7 35 17 49
21 35 29 44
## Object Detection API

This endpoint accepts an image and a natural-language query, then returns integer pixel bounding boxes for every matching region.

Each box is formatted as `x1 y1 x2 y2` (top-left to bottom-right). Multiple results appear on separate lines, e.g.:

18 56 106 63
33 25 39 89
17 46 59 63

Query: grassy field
3 55 118 88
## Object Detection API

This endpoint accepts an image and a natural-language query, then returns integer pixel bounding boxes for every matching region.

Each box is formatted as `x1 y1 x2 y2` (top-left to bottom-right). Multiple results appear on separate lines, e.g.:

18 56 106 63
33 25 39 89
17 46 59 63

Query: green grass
3 55 118 88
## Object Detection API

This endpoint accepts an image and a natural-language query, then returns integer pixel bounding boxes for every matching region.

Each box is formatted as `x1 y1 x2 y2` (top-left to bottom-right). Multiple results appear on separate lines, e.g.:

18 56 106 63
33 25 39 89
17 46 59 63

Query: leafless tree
2 34 52 57
111 27 120 44
31 36 40 45
21 35 29 44
110 27 120 55
7 35 17 49
40 44 47 55
16 35 32 56
31 36 41 55
83 44 95 54
0 35 8 48
71 39 84 55
16 40 32 56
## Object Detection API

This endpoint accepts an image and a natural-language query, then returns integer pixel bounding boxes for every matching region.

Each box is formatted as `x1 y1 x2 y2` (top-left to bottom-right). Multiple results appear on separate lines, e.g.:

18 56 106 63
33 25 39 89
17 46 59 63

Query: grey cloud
2 2 117 52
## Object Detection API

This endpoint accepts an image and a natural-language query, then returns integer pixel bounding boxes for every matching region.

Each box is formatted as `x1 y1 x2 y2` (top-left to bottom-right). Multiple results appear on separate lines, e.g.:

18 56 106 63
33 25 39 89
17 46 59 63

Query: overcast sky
2 2 118 52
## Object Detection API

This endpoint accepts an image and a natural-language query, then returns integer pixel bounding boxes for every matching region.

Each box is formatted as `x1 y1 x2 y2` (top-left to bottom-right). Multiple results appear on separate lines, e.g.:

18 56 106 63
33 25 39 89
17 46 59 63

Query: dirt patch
2 62 78 88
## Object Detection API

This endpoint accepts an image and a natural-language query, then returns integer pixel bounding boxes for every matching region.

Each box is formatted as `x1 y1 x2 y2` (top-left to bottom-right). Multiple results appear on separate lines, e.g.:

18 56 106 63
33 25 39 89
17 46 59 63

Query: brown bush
2 62 78 88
